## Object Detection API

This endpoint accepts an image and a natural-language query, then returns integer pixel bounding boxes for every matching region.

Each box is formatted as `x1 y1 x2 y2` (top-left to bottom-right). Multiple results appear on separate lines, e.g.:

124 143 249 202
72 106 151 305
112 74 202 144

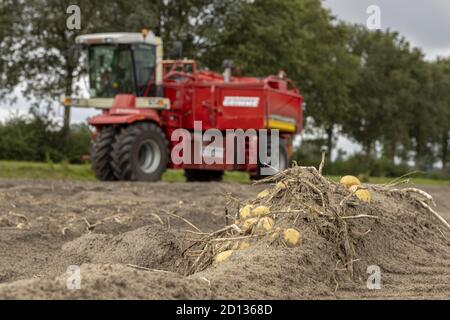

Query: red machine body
89 60 303 175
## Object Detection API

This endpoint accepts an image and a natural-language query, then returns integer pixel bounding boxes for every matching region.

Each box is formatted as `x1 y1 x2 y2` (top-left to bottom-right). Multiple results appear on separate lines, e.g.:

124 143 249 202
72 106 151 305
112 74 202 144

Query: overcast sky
320 0 450 155
323 0 450 60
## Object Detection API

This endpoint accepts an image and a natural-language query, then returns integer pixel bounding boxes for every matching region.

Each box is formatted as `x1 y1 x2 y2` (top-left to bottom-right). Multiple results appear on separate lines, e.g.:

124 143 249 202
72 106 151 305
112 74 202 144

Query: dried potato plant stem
338 219 354 277
150 213 164 225
336 199 357 277
161 210 203 233
391 188 436 206
304 180 326 208
418 201 450 231
188 244 211 274
211 233 269 242
126 264 173 274
318 151 326 175
384 171 420 187
342 215 379 220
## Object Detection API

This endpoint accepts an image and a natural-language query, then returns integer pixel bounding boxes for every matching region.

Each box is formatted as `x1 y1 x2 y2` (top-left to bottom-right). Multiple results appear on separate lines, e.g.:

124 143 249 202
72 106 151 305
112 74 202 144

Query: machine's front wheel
91 126 118 181
111 122 169 182
185 169 224 182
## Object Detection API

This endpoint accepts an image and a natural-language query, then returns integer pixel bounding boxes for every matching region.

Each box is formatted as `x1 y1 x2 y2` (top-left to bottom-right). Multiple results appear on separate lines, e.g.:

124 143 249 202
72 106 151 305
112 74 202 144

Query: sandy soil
0 179 448 300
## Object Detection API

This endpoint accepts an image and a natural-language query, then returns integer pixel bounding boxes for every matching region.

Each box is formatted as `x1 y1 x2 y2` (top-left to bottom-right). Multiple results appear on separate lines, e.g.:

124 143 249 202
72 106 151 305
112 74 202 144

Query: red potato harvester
64 30 303 182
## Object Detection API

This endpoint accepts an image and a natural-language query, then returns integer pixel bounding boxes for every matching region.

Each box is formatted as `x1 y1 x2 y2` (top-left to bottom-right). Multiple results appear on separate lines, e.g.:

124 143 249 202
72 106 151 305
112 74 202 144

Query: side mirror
170 41 183 60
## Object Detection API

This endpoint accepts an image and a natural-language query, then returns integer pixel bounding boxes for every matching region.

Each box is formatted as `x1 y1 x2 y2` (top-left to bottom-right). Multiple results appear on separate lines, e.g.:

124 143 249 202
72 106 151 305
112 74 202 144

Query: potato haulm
183 165 450 301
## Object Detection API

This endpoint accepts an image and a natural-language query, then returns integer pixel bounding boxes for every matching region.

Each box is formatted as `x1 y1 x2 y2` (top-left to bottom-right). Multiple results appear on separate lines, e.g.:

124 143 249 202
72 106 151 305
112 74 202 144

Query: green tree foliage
345 27 422 164
0 0 24 99
202 0 359 159
0 0 223 129
407 59 443 170
0 112 91 163
345 26 450 173
427 59 450 172
150 0 233 59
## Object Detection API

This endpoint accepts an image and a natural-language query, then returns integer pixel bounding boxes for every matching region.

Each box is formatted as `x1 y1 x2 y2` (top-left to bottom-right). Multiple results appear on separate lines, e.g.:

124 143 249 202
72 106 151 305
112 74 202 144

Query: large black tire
91 126 117 181
111 122 169 182
185 169 224 182
251 141 289 181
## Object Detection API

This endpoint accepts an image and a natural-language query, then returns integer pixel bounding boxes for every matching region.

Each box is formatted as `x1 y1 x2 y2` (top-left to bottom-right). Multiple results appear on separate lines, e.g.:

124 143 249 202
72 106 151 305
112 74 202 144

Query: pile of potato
215 192 301 264
214 175 371 264
236 204 300 246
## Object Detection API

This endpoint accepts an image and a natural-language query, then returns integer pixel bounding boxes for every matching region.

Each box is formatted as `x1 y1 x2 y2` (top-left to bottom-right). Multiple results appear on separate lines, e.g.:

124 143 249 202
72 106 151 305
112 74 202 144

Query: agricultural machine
64 30 303 182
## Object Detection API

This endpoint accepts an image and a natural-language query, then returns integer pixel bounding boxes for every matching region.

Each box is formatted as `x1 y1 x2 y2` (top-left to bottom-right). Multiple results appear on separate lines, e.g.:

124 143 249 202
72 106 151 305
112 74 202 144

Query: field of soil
0 174 449 300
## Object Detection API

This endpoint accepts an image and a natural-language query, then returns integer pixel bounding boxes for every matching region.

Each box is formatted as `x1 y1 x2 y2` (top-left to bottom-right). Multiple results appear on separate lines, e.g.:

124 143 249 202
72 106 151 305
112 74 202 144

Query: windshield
88 44 156 98
134 44 156 96
88 45 135 98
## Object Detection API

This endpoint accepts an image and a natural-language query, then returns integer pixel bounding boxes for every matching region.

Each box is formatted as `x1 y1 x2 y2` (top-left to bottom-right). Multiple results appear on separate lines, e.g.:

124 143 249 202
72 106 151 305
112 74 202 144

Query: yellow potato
350 186 371 203
16 223 28 230
356 189 371 203
239 205 254 220
242 218 259 232
283 228 301 247
251 206 271 217
275 181 287 191
238 242 251 250
256 217 275 232
257 189 271 199
214 250 234 263
340 175 361 189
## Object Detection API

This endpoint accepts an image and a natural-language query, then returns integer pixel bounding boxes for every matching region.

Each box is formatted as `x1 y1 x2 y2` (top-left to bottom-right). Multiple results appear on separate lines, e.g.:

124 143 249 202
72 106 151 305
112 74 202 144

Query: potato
239 205 254 220
283 228 301 247
232 241 251 250
214 250 234 263
238 242 251 250
275 181 287 191
242 218 259 232
257 189 271 199
340 175 361 189
356 189 371 203
16 223 28 230
256 217 275 232
350 185 371 203
251 206 271 217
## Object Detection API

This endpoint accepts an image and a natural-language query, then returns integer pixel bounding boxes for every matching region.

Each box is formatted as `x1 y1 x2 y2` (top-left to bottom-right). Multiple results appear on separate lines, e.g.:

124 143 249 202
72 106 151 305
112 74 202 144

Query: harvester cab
69 31 167 106
64 30 304 182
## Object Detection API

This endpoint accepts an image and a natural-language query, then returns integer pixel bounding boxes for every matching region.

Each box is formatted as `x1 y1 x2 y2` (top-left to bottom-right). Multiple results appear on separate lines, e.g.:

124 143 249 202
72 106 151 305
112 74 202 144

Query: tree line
0 0 449 174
